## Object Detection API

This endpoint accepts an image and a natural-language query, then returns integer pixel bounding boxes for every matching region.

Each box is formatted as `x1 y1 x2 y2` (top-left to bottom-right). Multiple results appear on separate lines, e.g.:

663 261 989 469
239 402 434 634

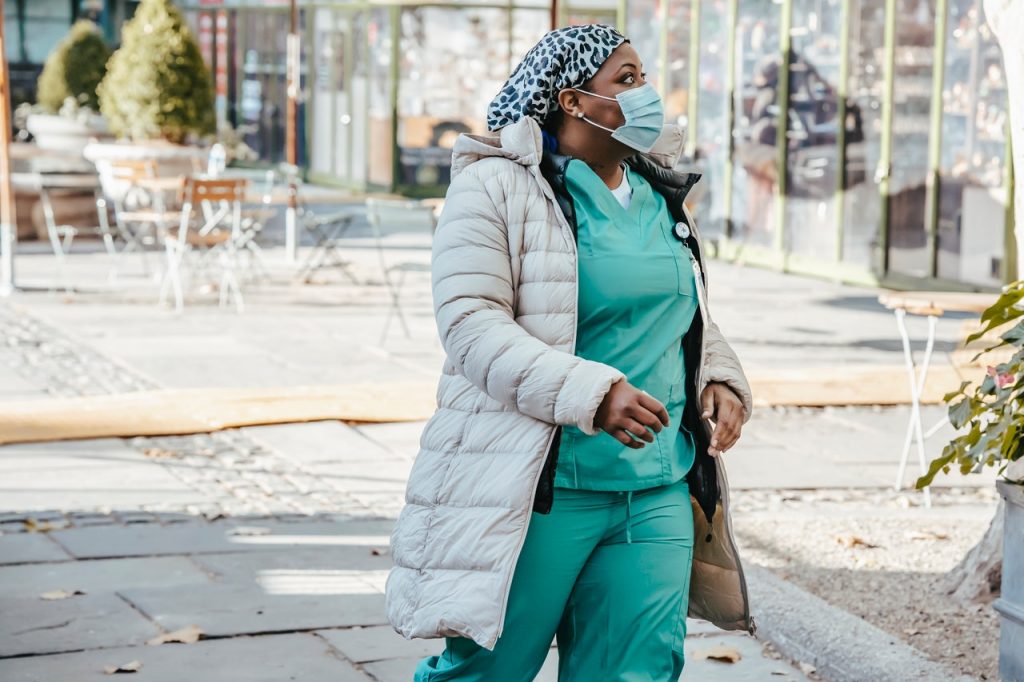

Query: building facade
9 0 1014 290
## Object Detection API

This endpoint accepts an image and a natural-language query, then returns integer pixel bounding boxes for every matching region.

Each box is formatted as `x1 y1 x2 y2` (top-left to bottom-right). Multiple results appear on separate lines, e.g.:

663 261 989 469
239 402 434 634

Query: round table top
878 291 997 316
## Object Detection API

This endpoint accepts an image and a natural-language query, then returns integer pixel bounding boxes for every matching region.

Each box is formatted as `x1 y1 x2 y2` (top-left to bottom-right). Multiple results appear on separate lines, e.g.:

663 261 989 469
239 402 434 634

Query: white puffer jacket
386 116 754 651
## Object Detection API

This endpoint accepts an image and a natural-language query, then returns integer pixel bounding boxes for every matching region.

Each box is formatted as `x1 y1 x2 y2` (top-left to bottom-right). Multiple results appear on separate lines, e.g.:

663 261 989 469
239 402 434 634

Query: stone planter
995 478 1024 682
26 113 110 151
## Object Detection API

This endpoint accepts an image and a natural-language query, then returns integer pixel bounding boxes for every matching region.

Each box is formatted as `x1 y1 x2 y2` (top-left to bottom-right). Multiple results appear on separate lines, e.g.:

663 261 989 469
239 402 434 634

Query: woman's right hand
593 379 670 448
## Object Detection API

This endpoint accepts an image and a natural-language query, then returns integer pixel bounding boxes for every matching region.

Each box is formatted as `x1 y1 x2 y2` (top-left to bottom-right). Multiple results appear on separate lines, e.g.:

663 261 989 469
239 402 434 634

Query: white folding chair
365 197 439 343
159 176 249 313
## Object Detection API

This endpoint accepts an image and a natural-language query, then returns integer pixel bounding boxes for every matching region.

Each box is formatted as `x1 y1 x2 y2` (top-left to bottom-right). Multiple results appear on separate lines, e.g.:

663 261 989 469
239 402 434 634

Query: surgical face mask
574 82 664 153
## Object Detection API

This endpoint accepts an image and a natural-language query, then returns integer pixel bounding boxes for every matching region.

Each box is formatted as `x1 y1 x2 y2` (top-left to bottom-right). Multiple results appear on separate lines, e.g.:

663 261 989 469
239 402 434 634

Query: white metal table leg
894 308 934 508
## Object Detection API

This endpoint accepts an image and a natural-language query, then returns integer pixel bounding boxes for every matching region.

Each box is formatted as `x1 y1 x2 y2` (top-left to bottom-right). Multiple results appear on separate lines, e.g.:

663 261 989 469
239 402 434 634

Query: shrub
36 20 112 113
97 0 215 143
918 280 1024 488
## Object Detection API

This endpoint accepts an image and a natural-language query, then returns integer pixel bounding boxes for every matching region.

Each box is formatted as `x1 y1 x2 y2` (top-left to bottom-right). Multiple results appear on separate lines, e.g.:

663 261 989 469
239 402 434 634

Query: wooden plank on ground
0 382 438 446
748 364 971 407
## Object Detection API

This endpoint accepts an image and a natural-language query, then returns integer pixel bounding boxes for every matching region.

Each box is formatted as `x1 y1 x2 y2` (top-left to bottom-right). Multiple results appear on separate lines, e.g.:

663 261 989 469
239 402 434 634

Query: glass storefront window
626 0 662 95
234 9 308 166
783 0 843 258
310 8 340 177
663 0 693 126
887 0 936 278
842 0 886 269
396 6 510 190
936 0 1008 286
730 0 782 247
367 8 394 188
693 0 731 237
6 0 72 64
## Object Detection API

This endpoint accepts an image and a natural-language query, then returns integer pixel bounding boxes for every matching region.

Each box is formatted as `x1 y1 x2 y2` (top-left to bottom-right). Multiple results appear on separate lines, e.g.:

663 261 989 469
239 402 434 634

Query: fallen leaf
24 519 59 533
799 661 817 675
692 645 742 663
142 448 179 459
907 530 949 541
835 534 879 549
903 628 921 636
370 547 389 556
147 624 204 645
40 589 86 600
103 660 142 674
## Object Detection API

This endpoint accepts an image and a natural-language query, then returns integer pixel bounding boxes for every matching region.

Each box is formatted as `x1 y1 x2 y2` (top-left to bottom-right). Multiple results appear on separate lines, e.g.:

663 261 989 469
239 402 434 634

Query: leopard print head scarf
486 24 628 132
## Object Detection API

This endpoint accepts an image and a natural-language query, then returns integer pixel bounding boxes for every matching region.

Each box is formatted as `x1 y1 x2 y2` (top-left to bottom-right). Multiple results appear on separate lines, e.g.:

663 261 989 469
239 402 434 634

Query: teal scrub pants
414 476 695 682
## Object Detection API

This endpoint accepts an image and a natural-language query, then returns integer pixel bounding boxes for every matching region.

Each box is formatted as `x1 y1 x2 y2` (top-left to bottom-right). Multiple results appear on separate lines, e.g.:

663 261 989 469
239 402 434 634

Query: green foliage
36 20 112 113
97 0 215 143
917 280 1024 489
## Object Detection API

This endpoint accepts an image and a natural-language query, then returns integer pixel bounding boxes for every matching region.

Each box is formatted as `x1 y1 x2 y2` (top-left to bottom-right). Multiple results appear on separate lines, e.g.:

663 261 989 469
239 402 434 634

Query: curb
746 565 977 682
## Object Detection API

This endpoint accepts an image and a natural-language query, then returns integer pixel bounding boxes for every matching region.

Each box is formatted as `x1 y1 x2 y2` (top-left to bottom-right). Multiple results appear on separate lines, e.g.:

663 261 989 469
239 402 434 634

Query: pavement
0 228 1000 681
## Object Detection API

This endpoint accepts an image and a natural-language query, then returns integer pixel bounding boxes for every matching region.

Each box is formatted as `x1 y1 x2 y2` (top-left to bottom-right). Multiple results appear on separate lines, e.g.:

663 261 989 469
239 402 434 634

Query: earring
576 112 584 119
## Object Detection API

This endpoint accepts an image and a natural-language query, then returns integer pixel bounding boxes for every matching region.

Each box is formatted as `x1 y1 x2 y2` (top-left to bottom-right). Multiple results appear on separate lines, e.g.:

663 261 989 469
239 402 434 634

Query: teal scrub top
555 159 699 491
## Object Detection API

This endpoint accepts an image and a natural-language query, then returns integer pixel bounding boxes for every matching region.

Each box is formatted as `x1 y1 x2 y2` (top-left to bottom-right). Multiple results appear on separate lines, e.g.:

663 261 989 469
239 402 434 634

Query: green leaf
1001 320 1024 347
948 397 973 429
943 381 972 403
917 448 957 488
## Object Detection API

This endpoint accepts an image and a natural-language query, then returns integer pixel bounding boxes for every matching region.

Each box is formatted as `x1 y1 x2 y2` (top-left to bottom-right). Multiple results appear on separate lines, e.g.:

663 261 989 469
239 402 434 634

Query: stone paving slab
0 632 374 682
317 624 442 664
119 582 387 636
353 422 428 459
241 421 398 465
49 519 393 559
191 546 393 581
0 533 72 565
0 592 161 657
0 556 211 599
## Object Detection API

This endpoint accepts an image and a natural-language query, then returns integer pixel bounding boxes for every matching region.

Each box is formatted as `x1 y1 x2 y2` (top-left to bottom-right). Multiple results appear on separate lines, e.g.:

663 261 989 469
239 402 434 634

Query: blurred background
0 1 1021 681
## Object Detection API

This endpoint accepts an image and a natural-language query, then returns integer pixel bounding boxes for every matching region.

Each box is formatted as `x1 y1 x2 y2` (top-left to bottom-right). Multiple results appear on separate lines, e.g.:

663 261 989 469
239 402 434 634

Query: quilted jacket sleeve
702 320 753 423
432 167 625 436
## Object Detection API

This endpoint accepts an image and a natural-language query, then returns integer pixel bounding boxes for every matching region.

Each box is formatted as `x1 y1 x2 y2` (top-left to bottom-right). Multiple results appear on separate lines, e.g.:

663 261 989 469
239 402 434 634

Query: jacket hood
450 116 687 179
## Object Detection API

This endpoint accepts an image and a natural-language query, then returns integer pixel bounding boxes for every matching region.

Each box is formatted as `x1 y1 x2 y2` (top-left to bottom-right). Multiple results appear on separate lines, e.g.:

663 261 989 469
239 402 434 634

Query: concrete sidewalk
0 240 998 680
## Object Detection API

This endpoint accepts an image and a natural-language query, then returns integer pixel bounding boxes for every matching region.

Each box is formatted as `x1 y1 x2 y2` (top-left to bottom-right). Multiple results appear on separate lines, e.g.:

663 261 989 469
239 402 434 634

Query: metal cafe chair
159 176 249 313
364 197 439 343
105 160 182 277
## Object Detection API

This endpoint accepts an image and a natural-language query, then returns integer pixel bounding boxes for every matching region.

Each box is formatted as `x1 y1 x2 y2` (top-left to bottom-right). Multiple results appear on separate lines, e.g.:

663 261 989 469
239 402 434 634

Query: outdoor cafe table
877 290 997 508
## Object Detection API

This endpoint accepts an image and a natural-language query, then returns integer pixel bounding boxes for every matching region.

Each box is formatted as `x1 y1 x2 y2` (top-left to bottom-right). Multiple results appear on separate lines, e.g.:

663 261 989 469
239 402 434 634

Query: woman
386 24 754 681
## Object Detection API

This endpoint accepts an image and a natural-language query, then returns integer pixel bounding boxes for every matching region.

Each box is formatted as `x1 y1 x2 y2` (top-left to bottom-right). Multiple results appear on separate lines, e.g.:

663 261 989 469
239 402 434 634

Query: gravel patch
732 488 1001 680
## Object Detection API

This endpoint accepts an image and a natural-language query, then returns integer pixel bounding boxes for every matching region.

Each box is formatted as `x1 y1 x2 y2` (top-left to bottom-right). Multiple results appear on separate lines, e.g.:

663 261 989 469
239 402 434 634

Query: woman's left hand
699 382 745 457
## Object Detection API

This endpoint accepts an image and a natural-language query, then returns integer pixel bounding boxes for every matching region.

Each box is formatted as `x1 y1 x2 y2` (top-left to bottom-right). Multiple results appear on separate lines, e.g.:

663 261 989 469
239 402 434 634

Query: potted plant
26 19 112 150
85 0 215 178
917 279 1024 681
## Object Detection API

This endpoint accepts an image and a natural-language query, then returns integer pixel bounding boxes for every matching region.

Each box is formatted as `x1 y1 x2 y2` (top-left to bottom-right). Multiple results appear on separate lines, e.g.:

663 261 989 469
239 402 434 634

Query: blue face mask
574 82 664 153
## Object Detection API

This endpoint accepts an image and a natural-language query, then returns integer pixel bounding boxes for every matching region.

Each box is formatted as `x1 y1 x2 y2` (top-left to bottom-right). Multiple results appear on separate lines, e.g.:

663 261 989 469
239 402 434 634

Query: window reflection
936 0 1008 286
731 0 782 247
842 0 886 269
694 0 731 237
397 7 515 189
887 0 936 278
784 0 843 258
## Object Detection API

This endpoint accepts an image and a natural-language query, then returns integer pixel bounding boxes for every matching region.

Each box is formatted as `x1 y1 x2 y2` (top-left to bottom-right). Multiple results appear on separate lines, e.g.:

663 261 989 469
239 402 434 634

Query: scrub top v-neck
556 160 699 491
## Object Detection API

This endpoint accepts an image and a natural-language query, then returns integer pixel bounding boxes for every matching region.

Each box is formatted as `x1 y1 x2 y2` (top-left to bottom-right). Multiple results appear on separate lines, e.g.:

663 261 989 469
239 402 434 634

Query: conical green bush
98 0 215 142
37 20 112 113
